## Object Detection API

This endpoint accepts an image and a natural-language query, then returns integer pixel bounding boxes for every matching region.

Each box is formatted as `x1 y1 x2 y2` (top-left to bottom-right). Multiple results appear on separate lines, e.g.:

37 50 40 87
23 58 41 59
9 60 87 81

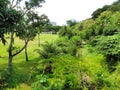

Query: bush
32 74 49 90
31 55 83 90
0 72 7 89
70 36 82 46
97 35 120 60
90 35 120 71
58 26 76 39
0 68 28 89
35 42 61 59
56 37 79 56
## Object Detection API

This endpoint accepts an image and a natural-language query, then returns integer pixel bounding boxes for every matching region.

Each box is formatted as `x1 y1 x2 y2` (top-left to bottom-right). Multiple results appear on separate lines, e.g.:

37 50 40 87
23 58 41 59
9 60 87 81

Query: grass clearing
0 34 58 69
0 34 58 90
0 33 58 63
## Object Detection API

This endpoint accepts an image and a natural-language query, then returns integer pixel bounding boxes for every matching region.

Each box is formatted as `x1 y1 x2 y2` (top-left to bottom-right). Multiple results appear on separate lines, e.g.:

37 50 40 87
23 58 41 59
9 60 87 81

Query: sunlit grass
0 34 58 90
6 83 31 90
0 34 58 67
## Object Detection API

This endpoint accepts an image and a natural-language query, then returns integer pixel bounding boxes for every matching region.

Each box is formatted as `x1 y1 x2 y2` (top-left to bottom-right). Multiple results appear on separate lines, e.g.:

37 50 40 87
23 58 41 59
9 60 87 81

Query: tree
16 11 39 61
91 5 110 19
85 11 120 71
58 26 76 39
66 19 77 27
0 1 5 44
92 0 120 19
112 0 120 5
95 11 120 36
46 23 61 33
37 14 50 47
85 11 120 39
0 0 45 71
0 0 13 45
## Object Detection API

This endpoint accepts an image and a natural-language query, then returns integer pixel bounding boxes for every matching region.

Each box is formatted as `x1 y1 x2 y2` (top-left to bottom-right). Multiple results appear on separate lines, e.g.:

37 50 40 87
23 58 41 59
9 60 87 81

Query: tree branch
12 34 31 57
13 0 22 9
11 0 15 8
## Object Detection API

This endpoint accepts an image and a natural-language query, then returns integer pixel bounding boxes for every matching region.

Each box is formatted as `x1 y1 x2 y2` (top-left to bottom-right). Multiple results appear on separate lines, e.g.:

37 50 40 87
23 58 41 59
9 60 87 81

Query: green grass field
0 34 58 90
0 34 58 63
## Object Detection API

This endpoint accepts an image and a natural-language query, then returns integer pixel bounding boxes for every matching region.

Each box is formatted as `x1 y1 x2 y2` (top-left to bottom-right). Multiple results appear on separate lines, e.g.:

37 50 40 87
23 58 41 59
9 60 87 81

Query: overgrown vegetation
0 0 120 90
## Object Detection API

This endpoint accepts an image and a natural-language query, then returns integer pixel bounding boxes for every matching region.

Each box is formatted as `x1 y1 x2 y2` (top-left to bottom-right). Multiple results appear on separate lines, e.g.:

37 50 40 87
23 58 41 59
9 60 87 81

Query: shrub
0 68 28 89
0 72 7 89
35 42 61 59
90 35 120 71
97 35 120 60
56 37 79 56
70 36 82 47
32 74 49 90
58 26 76 39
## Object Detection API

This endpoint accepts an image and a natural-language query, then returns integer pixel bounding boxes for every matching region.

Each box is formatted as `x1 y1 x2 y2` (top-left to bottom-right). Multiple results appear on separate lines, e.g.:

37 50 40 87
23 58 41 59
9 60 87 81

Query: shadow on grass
15 57 41 68
0 57 42 89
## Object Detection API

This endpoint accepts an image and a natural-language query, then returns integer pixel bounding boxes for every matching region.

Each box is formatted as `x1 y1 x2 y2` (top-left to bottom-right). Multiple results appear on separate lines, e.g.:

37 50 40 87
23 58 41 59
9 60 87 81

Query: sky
37 0 117 25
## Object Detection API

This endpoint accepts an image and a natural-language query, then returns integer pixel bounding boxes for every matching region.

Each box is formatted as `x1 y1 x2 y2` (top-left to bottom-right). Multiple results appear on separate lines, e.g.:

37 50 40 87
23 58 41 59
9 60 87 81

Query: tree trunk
38 33 40 47
8 32 14 72
8 55 13 72
7 32 31 73
25 42 28 62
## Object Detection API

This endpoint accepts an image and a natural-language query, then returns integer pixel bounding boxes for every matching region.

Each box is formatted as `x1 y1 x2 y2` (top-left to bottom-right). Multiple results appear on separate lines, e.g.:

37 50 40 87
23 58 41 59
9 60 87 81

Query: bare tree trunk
8 32 14 72
8 55 13 72
25 41 28 62
38 33 40 47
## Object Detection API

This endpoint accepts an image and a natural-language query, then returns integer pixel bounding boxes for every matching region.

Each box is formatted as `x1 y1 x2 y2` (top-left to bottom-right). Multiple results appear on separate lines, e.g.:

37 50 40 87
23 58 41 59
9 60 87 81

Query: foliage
70 36 82 46
74 19 95 39
82 11 120 40
25 0 45 9
37 14 50 32
96 11 120 36
1 0 120 89
1 34 120 89
96 35 120 58
80 11 120 72
92 5 110 19
0 68 28 89
46 25 61 33
58 26 76 39
108 4 120 12
35 42 60 59
31 55 82 90
66 19 77 27
0 34 57 89
0 0 46 71
56 36 80 56
30 1 120 89
91 35 120 71
0 0 22 45
31 48 120 90
112 0 120 5
91 0 120 19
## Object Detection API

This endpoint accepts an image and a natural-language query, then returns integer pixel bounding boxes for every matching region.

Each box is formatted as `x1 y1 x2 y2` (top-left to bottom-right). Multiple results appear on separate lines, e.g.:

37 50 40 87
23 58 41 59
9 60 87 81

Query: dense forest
0 0 120 90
